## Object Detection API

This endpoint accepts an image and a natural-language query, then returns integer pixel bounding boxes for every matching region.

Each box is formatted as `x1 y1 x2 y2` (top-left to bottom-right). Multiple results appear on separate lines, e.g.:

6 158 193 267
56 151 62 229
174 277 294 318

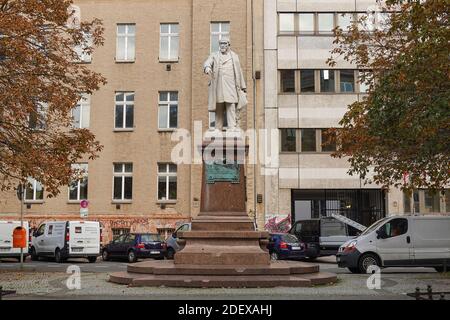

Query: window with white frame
74 32 92 63
160 23 179 61
29 102 48 130
115 92 134 130
113 163 133 201
158 92 178 129
158 164 177 201
25 178 44 202
69 163 88 201
116 24 135 61
72 94 90 128
210 22 230 53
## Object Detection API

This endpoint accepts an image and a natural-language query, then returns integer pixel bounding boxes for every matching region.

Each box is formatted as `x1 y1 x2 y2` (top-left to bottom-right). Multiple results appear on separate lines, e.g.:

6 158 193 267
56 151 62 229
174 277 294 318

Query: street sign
80 200 89 218
80 200 89 209
80 208 88 218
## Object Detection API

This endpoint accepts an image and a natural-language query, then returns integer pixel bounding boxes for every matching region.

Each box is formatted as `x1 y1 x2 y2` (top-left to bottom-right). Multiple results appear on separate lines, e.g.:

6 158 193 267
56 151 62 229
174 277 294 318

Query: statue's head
219 39 230 53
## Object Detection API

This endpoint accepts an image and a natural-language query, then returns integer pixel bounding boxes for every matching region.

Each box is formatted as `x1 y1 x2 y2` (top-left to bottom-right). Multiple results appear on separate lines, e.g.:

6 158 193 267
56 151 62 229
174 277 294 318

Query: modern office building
262 0 449 227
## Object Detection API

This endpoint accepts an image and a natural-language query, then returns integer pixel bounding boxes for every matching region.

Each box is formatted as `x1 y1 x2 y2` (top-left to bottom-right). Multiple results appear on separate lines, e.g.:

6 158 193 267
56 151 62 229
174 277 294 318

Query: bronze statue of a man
203 39 247 130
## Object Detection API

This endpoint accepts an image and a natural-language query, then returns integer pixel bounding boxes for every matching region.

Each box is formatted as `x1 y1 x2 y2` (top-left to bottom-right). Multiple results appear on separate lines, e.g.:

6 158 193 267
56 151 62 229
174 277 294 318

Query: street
1 256 449 300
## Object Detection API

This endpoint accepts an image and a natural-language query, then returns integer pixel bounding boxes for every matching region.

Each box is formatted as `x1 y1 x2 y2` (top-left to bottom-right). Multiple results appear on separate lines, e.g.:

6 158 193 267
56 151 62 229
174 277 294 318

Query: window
48 225 53 235
338 13 353 31
321 129 337 152
160 23 179 61
158 92 178 129
281 129 297 152
116 24 135 61
279 13 295 33
377 12 391 31
69 163 88 201
357 13 376 32
320 70 335 92
403 191 412 213
72 94 90 128
112 228 130 240
115 92 134 130
404 189 445 214
300 70 315 93
29 102 47 130
25 178 43 202
298 13 314 34
113 163 133 201
35 224 46 237
210 22 230 53
74 32 92 63
280 70 295 93
318 13 334 34
301 129 316 152
158 163 177 201
359 71 372 93
380 218 408 238
340 70 355 93
424 190 440 213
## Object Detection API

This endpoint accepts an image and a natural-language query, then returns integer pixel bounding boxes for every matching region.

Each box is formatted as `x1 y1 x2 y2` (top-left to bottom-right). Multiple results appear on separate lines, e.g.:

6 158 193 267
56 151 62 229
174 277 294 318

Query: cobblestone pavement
1 257 449 300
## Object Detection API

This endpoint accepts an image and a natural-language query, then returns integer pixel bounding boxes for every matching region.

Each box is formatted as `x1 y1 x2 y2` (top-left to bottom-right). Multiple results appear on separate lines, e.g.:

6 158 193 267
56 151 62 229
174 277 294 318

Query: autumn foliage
0 0 106 196
327 0 450 192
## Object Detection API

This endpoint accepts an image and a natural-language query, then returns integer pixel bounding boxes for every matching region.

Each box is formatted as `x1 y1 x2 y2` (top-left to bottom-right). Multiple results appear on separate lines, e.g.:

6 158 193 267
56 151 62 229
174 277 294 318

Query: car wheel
348 267 361 274
102 250 110 261
30 247 38 261
358 253 380 274
270 252 279 261
87 256 97 263
128 250 137 263
166 248 175 260
55 248 63 263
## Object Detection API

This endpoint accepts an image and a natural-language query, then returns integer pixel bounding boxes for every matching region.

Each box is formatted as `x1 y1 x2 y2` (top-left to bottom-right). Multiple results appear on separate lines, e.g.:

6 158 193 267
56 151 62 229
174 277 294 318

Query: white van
0 221 30 261
336 215 450 273
31 221 101 263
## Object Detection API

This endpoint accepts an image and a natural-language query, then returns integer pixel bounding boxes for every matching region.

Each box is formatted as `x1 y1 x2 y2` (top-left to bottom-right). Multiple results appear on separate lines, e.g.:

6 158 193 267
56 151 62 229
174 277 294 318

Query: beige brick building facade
0 0 266 242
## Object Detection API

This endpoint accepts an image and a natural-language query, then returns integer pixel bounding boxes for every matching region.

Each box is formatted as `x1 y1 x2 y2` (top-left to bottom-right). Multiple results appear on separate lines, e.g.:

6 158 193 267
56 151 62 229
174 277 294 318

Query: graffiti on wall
264 214 291 233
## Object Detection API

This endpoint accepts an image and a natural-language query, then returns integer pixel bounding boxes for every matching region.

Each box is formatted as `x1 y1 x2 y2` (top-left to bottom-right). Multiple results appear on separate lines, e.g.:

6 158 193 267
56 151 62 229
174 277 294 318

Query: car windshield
321 219 347 237
360 218 389 236
140 234 161 242
282 234 299 243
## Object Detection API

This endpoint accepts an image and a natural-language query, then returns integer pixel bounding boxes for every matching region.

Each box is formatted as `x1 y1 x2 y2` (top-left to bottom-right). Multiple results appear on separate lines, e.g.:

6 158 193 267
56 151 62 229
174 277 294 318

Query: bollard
444 260 448 273
427 285 433 300
415 287 421 300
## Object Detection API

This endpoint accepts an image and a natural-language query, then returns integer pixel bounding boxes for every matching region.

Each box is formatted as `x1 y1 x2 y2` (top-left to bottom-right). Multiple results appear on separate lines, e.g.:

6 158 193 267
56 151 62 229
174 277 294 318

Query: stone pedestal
109 136 336 288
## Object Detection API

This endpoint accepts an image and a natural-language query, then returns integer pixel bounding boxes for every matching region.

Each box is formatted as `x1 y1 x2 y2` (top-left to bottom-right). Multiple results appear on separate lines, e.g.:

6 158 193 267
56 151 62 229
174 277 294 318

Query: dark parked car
101 233 166 263
289 217 357 259
267 233 305 260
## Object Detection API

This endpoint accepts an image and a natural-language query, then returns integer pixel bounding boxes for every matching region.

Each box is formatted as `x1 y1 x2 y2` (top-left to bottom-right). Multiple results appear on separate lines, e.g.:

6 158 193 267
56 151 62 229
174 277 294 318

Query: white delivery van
0 221 30 261
31 221 101 263
336 215 450 273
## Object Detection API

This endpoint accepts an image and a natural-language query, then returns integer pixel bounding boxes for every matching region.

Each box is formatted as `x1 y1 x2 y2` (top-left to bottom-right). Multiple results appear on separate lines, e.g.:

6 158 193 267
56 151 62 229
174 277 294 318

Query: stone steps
109 271 337 288
126 260 320 275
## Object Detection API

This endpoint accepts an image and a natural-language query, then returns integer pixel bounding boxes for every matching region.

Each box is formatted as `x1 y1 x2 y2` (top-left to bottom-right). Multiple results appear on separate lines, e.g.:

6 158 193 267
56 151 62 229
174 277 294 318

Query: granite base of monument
109 138 336 287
